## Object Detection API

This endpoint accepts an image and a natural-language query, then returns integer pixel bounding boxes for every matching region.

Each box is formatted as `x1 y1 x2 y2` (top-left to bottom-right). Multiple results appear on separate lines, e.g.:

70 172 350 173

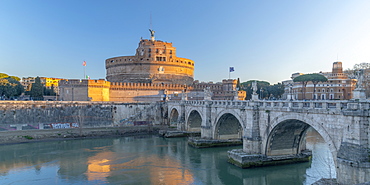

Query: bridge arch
214 112 243 140
265 113 338 167
186 110 202 132
169 108 180 126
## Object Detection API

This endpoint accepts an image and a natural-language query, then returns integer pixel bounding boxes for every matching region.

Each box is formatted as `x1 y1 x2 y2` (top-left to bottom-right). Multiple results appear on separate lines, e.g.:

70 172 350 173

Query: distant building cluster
20 77 65 94
14 31 361 102
282 62 357 100
58 31 246 102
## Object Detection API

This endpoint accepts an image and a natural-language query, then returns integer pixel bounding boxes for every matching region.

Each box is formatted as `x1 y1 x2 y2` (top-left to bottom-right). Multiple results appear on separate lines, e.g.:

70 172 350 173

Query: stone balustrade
168 99 370 112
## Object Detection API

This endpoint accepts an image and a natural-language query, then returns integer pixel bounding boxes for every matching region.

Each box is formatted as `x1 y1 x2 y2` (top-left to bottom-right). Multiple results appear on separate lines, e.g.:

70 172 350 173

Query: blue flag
229 67 235 72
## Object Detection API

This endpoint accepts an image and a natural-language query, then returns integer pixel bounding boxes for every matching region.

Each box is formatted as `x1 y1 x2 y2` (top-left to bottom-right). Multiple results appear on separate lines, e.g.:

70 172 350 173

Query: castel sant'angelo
59 30 246 102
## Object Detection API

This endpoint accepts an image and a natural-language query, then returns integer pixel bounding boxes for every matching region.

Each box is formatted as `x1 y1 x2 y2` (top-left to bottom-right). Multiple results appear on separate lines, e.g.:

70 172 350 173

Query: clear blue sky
1 0 370 84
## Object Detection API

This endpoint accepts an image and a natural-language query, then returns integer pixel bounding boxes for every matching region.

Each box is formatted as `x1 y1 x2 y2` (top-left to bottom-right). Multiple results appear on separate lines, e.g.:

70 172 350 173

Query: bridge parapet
169 99 370 112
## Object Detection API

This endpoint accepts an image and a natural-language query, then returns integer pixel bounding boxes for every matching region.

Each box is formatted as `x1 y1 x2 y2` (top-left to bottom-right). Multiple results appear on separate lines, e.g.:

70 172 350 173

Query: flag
229 67 235 72
82 61 86 66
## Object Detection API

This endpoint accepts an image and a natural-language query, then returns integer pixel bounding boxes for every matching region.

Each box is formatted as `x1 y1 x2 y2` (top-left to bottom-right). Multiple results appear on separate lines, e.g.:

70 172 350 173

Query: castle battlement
105 31 194 85
110 82 186 91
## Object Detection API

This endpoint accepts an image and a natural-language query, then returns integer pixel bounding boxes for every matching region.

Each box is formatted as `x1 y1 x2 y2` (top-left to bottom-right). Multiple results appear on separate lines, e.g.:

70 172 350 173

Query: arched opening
266 119 336 182
266 119 309 156
187 110 202 132
215 113 242 140
169 108 179 126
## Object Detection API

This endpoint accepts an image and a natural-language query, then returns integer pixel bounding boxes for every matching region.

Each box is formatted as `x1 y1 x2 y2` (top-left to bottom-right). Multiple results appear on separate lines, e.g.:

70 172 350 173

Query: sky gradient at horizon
1 0 370 84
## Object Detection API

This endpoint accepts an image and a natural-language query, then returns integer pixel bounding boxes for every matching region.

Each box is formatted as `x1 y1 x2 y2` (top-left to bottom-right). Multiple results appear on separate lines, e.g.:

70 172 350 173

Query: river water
0 129 335 185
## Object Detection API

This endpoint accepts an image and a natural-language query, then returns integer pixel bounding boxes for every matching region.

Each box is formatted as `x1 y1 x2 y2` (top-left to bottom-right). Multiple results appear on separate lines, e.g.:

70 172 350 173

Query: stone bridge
167 100 370 184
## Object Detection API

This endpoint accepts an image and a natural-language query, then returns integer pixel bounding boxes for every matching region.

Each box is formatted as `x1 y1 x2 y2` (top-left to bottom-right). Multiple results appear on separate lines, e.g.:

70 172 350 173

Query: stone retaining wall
0 126 165 145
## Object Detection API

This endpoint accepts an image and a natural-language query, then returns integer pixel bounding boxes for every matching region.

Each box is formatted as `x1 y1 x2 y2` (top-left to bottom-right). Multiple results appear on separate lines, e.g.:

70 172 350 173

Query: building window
148 49 151 53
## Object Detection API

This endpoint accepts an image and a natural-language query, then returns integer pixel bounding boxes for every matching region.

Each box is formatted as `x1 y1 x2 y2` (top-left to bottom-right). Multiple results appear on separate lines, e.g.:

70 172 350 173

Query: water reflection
304 127 336 184
0 133 334 185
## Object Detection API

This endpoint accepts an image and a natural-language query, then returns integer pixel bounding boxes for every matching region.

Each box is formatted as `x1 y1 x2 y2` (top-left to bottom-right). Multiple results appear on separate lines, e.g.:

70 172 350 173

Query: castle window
163 57 166 61
156 49 159 53
148 49 151 53
170 50 172 54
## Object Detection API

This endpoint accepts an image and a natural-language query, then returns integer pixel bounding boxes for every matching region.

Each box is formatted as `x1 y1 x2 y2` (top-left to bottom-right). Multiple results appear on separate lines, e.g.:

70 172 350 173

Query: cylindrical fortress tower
106 31 194 85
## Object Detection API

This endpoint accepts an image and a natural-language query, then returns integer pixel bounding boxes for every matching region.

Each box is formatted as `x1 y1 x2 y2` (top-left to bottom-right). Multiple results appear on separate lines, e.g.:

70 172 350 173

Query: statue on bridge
252 81 257 95
204 87 213 101
251 81 259 100
355 69 365 89
353 69 366 99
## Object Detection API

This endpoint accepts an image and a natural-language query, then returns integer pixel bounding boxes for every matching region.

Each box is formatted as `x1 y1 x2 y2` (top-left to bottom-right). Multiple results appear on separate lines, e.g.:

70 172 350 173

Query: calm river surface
0 129 335 185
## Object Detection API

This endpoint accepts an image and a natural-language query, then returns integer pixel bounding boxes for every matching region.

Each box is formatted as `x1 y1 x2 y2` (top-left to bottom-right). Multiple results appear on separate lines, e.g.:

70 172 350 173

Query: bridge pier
228 149 311 168
337 142 370 184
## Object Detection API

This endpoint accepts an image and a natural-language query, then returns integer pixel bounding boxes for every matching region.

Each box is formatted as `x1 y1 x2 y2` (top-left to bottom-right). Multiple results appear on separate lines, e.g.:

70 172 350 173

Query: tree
43 85 56 96
9 76 21 81
240 80 270 99
30 76 44 100
266 83 285 99
237 78 241 89
0 73 9 79
0 76 24 99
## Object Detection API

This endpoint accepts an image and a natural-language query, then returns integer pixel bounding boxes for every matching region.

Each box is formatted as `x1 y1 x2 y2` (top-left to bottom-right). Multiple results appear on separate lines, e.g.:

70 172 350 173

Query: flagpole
82 61 87 79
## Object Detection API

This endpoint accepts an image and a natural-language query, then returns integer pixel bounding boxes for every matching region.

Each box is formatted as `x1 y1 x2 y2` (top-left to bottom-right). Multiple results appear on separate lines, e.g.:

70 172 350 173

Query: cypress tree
30 77 44 100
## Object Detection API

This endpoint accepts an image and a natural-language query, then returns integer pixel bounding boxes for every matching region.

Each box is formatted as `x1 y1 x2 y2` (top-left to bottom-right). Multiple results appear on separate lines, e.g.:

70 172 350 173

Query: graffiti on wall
50 123 79 129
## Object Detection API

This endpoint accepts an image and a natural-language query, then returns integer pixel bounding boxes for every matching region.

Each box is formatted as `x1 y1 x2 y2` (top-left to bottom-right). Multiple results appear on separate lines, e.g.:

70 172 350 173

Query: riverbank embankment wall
0 101 167 131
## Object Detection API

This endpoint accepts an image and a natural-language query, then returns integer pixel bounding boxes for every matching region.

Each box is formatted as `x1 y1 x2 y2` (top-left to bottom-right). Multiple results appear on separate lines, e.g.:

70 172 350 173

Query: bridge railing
168 99 370 111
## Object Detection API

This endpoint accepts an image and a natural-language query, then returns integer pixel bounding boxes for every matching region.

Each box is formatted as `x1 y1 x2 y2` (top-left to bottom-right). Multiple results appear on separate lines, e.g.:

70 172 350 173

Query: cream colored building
284 62 356 100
